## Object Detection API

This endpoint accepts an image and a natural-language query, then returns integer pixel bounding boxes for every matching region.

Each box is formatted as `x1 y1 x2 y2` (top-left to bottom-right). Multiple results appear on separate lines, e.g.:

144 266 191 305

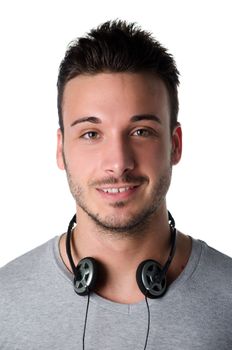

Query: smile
101 187 132 194
96 185 140 200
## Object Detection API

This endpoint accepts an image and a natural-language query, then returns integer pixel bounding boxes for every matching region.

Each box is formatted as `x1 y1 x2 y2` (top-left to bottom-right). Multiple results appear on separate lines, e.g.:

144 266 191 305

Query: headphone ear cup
74 257 98 296
136 259 167 299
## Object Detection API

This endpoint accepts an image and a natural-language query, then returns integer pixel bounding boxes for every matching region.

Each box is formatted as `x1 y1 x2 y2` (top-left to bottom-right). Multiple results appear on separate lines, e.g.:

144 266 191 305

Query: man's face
57 73 182 233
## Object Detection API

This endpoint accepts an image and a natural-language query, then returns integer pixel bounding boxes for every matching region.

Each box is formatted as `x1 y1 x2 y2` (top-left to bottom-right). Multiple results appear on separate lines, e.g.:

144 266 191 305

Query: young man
0 20 232 350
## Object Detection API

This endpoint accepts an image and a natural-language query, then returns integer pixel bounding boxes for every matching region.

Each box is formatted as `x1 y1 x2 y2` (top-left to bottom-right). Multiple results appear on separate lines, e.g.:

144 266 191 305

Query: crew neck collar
51 234 203 312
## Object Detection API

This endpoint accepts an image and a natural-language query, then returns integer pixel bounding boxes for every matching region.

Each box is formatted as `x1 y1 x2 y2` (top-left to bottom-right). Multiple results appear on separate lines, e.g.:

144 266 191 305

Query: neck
59 204 189 303
75 203 170 259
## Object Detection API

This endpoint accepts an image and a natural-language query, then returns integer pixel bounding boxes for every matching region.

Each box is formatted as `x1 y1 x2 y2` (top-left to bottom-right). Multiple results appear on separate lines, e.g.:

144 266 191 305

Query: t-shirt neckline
51 233 203 312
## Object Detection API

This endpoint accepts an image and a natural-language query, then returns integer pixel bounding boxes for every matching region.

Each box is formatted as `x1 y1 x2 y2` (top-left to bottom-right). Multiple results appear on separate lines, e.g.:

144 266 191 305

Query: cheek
64 144 98 181
136 140 171 169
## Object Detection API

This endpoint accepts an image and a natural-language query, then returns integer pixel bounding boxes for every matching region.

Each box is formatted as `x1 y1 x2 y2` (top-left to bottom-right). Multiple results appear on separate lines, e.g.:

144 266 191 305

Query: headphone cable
82 293 150 350
82 292 90 350
144 296 150 350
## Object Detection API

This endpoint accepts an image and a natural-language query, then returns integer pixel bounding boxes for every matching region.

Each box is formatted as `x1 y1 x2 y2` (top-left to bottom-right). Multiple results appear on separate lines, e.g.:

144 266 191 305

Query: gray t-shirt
0 235 232 350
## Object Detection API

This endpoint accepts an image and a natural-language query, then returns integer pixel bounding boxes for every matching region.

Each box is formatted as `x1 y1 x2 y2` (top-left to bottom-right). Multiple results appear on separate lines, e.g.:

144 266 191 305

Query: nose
102 136 135 177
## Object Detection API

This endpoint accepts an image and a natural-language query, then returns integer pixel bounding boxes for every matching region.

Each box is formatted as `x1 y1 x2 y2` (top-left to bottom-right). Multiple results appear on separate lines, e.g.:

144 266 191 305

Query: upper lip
97 184 140 190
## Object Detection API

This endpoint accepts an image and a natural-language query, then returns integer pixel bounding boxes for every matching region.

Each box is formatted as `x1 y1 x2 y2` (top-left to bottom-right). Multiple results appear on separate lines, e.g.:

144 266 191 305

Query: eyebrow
130 114 161 124
70 116 101 127
70 114 161 127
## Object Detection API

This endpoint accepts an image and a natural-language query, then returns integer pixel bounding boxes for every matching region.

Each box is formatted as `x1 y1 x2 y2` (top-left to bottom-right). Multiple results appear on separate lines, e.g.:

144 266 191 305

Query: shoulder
0 237 58 294
200 240 232 273
191 238 232 294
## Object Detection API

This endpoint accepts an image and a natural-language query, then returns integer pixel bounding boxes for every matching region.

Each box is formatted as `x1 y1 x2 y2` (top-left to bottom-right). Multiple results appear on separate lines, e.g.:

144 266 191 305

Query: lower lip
97 186 140 201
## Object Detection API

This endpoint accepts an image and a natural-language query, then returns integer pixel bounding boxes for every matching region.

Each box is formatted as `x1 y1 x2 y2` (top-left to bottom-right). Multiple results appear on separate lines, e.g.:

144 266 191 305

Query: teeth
102 187 131 193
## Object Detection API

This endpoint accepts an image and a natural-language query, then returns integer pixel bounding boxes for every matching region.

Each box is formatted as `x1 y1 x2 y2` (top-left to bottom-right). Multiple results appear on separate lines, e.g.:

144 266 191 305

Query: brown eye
82 131 99 140
132 129 151 137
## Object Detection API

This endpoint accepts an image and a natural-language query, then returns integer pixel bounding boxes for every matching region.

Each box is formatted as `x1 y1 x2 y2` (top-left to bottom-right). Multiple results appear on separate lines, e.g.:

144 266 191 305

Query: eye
132 128 153 137
81 131 99 140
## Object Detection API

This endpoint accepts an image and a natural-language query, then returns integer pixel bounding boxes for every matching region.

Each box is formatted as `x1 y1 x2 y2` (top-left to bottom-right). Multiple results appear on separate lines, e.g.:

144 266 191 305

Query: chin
85 204 156 235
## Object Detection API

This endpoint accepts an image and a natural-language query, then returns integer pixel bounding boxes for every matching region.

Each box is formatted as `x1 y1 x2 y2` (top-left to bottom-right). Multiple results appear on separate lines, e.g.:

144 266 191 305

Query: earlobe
56 128 65 170
171 123 182 165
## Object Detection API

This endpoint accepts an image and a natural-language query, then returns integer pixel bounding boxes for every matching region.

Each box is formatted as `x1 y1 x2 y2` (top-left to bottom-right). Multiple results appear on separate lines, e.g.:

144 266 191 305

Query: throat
94 276 146 304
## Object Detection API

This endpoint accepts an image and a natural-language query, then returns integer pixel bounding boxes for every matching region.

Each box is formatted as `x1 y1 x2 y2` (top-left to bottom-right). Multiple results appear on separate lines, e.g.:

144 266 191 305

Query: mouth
96 185 140 200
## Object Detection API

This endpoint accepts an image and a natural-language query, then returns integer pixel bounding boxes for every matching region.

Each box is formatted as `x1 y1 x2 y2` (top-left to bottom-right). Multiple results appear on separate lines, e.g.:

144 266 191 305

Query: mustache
89 174 149 187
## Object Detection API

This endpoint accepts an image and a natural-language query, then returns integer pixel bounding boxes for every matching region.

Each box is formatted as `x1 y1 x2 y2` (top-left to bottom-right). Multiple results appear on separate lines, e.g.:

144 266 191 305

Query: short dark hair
57 20 180 134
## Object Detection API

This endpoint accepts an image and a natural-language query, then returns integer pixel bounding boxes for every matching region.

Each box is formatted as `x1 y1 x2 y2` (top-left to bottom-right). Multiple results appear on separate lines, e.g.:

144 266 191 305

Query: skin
57 72 191 303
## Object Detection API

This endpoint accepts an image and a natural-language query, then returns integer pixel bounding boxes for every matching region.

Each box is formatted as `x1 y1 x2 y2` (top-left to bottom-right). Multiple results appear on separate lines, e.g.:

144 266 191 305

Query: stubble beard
65 163 172 237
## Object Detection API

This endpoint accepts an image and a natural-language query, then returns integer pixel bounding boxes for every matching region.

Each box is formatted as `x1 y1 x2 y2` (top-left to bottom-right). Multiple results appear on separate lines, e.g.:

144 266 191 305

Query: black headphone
66 211 177 299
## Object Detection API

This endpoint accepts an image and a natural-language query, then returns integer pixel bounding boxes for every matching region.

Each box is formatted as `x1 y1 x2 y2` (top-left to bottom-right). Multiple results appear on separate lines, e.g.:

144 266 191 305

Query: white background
0 0 231 267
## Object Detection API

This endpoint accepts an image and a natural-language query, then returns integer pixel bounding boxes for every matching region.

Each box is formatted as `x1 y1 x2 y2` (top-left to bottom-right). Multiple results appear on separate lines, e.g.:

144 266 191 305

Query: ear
56 128 65 170
171 123 182 165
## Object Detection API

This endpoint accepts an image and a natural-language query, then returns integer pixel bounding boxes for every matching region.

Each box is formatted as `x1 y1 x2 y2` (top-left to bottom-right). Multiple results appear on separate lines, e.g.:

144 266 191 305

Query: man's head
56 20 182 234
57 20 180 135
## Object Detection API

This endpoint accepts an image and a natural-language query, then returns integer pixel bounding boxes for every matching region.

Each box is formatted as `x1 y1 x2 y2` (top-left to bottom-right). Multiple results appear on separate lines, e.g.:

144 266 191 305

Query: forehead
62 72 170 126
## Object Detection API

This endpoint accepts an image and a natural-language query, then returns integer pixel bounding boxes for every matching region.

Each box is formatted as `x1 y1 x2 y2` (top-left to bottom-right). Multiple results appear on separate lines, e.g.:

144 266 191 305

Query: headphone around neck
65 211 177 299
